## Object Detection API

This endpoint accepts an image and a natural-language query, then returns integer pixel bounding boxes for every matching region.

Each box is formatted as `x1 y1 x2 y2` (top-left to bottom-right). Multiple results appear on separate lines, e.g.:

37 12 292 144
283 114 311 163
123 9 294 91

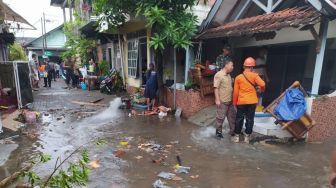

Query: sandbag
274 88 306 121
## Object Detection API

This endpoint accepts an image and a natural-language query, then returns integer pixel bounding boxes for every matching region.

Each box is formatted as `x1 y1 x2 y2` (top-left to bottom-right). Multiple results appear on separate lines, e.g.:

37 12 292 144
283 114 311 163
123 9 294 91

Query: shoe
231 134 240 143
43 85 47 87
243 133 250 143
215 130 223 139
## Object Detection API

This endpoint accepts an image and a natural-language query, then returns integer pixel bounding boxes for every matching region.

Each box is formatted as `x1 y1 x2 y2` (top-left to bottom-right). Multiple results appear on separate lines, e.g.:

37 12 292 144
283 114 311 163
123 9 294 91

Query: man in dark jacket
144 63 158 111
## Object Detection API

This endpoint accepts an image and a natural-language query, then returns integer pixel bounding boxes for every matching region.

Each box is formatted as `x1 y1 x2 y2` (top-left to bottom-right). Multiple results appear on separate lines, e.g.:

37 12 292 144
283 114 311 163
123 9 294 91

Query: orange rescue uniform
233 70 265 106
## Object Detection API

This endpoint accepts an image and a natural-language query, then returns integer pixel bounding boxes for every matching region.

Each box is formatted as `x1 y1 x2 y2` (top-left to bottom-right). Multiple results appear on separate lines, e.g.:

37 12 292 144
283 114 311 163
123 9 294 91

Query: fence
0 61 33 109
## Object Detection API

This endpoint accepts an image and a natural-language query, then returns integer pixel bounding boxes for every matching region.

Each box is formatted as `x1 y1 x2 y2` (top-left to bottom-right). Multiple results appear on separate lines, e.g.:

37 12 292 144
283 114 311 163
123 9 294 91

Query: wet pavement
0 79 335 188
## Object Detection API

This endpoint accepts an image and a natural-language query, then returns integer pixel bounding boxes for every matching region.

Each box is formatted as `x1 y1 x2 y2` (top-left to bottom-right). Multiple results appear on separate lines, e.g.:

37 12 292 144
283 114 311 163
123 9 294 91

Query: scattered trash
158 172 176 180
170 141 179 145
190 175 199 179
174 165 191 174
135 156 143 160
153 179 171 188
119 141 129 147
113 150 126 158
23 110 38 124
175 107 182 117
171 176 183 181
165 145 172 149
176 155 182 166
152 157 165 164
89 160 100 169
158 111 167 118
90 98 104 103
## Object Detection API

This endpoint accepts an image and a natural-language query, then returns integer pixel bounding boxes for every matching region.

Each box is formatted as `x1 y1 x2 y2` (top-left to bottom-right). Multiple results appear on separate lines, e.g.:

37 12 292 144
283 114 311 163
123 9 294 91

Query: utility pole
43 12 47 49
40 17 45 53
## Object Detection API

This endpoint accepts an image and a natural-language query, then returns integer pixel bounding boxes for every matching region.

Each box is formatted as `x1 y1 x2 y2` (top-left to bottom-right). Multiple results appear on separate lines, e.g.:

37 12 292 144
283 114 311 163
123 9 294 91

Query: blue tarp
274 88 307 121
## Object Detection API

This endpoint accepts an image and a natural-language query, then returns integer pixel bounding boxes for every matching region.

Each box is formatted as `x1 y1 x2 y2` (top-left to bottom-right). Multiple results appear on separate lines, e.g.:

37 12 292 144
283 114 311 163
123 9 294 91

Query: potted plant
184 80 194 91
164 68 174 86
98 60 109 76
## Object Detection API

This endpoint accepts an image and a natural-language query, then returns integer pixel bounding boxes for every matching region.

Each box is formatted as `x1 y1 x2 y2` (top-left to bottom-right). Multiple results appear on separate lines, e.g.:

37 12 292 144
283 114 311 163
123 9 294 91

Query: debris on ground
152 156 165 164
170 141 179 145
190 175 199 179
152 179 171 188
89 160 100 169
176 155 182 166
113 150 126 158
135 156 143 160
90 98 104 103
174 165 191 174
157 172 176 180
119 141 129 147
71 100 108 107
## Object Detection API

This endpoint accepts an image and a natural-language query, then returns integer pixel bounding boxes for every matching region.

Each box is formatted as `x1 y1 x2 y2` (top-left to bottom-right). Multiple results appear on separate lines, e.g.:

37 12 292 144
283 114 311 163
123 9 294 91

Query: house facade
197 0 336 141
24 25 67 63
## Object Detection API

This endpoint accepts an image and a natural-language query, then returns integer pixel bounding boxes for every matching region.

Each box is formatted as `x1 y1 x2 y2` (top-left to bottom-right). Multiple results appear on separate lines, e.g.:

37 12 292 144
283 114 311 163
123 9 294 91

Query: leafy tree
61 10 95 65
93 0 201 99
9 42 28 61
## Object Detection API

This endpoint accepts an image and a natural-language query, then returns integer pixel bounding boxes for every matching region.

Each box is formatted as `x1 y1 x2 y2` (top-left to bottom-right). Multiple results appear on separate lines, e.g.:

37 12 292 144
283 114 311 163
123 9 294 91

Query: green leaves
93 0 198 50
9 42 28 61
24 171 40 186
39 153 52 163
149 33 165 50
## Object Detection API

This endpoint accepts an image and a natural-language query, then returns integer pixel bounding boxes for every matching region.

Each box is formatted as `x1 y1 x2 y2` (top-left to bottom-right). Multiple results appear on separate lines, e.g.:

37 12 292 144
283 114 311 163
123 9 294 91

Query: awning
196 6 321 40
0 2 36 29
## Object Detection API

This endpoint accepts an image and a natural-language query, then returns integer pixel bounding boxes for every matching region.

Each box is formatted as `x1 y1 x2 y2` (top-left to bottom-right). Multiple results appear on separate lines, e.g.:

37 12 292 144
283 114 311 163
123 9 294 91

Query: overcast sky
4 0 69 38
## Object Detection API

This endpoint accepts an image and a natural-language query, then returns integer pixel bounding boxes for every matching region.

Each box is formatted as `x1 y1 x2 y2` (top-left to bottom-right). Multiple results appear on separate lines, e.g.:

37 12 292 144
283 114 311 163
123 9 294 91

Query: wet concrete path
0 80 334 188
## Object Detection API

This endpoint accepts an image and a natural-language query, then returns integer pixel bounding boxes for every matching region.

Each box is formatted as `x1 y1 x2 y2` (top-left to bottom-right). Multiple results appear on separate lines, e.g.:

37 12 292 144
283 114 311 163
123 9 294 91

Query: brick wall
164 87 215 117
308 96 336 142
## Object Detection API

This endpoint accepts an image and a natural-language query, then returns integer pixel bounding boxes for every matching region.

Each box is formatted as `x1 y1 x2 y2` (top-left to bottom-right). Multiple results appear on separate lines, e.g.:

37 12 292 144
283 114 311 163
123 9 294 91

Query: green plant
98 60 109 75
9 42 28 61
20 139 106 188
163 68 172 80
94 0 198 50
61 11 95 65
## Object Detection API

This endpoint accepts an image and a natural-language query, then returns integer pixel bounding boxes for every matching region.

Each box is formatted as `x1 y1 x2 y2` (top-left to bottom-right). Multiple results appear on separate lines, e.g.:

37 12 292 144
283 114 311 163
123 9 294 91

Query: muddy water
0 93 334 188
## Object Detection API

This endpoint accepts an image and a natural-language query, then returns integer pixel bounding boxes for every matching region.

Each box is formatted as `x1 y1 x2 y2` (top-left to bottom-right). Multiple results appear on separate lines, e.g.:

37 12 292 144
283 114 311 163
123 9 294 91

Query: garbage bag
274 88 306 121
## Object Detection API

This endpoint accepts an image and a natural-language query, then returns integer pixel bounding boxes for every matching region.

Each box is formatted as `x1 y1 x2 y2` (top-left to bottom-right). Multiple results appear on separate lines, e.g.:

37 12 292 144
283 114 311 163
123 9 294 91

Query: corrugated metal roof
197 6 321 40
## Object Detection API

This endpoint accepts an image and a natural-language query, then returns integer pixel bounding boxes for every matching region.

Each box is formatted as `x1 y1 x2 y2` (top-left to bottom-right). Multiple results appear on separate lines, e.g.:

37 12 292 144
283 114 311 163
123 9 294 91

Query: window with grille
127 39 138 78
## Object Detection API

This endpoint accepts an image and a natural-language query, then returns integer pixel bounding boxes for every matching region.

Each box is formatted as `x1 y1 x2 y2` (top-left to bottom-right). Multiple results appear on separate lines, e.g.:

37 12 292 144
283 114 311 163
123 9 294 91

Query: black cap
223 44 231 50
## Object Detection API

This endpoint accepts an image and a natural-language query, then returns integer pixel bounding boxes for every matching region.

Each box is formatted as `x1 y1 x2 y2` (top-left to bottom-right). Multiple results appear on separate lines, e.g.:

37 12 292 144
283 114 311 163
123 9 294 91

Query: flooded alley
0 81 334 188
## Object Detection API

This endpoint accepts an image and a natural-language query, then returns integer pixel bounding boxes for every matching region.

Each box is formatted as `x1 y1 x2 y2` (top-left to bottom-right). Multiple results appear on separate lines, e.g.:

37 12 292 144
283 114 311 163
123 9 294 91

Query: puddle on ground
37 91 71 96
41 114 53 124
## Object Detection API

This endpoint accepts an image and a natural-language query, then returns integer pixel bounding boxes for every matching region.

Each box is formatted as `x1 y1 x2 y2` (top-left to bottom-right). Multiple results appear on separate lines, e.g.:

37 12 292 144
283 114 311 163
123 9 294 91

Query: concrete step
189 106 292 138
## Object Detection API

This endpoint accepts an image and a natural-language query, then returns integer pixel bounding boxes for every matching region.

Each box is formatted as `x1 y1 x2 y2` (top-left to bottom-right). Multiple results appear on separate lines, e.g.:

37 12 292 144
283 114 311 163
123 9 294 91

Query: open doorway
139 37 147 86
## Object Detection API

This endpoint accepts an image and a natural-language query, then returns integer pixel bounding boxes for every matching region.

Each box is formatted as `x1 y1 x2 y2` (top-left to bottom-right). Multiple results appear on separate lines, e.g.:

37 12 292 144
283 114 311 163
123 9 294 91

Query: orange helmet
243 57 256 67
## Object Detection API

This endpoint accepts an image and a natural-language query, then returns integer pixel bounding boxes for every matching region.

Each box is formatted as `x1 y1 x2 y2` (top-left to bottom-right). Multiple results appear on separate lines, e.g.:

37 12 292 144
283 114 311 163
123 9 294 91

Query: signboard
43 51 53 56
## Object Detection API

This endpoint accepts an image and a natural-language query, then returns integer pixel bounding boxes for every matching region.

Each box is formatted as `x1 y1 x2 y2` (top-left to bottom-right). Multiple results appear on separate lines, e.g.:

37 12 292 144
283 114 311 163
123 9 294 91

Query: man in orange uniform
232 57 265 143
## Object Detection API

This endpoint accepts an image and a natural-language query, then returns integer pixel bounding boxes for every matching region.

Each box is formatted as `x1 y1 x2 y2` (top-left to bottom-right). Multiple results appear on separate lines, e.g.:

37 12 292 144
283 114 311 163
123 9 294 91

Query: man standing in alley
29 54 39 89
215 44 232 71
144 63 158 111
44 58 53 87
63 57 75 89
232 57 265 143
254 46 269 106
214 58 236 138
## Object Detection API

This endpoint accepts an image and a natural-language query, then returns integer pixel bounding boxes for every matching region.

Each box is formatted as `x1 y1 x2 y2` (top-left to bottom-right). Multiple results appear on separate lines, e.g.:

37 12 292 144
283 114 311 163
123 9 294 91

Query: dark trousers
65 69 74 86
73 75 79 87
234 104 257 135
44 70 52 87
56 70 60 78
52 69 56 81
